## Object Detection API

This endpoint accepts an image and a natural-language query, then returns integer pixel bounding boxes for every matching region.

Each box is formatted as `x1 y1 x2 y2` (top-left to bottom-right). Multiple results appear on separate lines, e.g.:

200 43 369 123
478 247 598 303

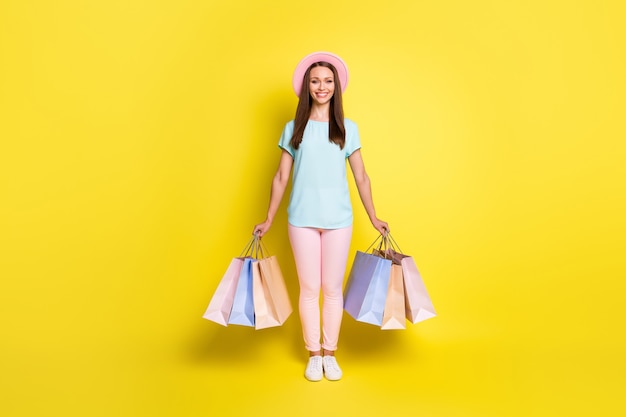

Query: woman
253 51 388 381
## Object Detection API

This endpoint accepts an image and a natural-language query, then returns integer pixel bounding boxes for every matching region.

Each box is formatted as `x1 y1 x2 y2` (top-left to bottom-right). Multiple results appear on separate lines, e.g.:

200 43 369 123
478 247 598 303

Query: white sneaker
304 356 323 381
322 356 343 381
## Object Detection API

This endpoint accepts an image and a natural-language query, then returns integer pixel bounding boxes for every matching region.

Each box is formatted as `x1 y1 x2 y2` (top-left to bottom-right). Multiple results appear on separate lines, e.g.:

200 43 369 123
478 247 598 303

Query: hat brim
292 51 349 96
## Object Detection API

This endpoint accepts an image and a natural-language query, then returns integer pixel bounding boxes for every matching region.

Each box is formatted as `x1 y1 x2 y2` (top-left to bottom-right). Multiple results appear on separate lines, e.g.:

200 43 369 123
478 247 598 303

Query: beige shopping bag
253 255 293 329
381 264 406 330
252 259 279 330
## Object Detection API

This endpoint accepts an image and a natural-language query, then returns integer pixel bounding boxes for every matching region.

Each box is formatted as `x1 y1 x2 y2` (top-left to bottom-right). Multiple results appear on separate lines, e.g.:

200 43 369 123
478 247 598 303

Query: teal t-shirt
278 118 361 229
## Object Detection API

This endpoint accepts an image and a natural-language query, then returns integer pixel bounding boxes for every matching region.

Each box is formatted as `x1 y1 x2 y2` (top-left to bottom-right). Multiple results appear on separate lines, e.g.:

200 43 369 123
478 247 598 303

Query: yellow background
1 0 625 416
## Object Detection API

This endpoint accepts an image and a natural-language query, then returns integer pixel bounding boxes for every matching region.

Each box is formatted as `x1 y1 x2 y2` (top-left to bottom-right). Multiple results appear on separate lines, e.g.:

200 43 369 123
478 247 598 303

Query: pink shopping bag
202 257 244 326
379 233 436 324
399 254 436 323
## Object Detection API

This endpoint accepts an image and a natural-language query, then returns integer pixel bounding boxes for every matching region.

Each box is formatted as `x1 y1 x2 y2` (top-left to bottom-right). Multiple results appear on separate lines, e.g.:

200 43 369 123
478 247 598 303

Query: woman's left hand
371 218 389 236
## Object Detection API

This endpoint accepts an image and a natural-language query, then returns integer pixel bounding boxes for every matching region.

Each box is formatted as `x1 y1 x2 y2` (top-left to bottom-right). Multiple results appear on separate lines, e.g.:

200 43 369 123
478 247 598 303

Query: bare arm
348 149 389 235
253 150 293 237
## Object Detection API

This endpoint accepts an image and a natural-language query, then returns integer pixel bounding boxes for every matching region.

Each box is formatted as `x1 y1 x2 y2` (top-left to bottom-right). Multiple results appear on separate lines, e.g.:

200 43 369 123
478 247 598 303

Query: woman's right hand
252 219 272 238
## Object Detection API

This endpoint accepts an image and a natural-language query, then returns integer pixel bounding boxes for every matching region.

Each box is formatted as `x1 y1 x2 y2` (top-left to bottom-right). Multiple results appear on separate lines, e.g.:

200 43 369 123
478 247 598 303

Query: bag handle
240 233 271 260
239 235 256 257
364 232 393 260
384 232 404 254
364 233 384 254
364 231 404 259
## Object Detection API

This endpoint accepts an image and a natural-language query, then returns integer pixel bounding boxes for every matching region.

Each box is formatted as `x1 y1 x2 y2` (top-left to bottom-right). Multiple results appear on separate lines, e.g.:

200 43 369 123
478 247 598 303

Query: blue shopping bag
344 251 392 326
227 257 255 327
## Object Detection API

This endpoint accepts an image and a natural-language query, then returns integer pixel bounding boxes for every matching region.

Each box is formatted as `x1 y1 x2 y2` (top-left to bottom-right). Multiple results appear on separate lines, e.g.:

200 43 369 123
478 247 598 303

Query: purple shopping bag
227 257 255 327
344 251 392 326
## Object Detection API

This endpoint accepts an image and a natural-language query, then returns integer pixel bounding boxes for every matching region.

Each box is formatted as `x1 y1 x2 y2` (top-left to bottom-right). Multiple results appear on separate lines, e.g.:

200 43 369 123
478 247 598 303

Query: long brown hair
290 62 346 150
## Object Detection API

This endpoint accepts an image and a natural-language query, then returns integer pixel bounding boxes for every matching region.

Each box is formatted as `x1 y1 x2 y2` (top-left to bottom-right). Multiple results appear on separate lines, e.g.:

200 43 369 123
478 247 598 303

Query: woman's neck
309 103 330 122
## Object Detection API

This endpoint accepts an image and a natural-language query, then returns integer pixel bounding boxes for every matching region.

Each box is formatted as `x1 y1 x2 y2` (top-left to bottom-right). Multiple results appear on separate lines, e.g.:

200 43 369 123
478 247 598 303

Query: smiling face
308 66 335 106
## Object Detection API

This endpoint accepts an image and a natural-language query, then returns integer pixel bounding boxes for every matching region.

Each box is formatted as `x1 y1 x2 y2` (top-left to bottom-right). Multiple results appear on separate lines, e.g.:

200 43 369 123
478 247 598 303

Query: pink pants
288 224 353 352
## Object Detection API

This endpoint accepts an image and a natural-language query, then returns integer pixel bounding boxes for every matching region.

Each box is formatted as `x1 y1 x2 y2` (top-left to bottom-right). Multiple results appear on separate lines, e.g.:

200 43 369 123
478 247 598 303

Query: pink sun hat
292 51 349 96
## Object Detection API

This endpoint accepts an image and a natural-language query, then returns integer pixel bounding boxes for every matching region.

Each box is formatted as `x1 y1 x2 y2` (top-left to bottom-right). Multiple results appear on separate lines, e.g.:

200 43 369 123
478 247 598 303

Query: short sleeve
278 120 295 157
344 119 361 157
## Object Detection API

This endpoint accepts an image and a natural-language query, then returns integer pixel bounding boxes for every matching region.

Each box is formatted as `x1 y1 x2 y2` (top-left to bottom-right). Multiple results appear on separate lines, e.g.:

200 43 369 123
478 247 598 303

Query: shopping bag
344 250 392 326
202 257 244 326
253 255 293 330
398 252 436 323
383 233 436 324
381 264 406 330
252 260 278 329
227 257 256 327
